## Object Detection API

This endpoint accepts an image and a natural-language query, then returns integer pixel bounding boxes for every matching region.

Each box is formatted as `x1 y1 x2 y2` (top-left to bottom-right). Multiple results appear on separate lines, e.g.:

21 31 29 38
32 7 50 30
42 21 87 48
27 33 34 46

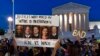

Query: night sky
0 0 100 30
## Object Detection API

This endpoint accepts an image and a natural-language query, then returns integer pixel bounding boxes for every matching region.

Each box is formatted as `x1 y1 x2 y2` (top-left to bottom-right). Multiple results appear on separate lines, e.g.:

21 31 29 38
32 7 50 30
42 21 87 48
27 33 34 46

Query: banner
15 14 59 47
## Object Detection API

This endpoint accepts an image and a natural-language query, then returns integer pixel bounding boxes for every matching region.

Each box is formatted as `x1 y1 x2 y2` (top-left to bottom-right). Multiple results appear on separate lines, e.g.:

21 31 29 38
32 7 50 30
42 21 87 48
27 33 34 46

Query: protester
0 36 100 56
95 43 100 56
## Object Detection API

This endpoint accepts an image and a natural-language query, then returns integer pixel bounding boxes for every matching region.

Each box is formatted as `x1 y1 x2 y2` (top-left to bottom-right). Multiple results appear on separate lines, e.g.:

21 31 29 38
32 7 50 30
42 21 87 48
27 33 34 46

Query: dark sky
0 0 100 30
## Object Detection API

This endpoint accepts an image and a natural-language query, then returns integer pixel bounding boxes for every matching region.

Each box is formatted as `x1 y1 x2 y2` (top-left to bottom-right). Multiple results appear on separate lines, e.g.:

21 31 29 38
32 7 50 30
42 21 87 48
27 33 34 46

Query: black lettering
41 42 50 45
24 41 32 45
34 41 39 45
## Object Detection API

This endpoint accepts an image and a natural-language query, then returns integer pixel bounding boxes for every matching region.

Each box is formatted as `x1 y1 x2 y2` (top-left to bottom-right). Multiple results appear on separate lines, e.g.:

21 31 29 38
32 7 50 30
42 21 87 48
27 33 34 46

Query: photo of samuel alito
32 26 40 38
15 25 23 38
50 26 58 39
23 26 32 38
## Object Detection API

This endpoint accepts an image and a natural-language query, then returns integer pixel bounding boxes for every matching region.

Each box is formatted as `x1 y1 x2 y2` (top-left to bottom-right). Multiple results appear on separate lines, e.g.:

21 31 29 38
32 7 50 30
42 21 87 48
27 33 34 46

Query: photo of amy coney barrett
41 26 49 39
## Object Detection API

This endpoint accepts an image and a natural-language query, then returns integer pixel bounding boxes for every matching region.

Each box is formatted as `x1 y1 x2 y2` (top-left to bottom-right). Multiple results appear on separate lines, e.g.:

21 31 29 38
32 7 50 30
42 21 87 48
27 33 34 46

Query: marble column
85 13 89 31
76 13 79 30
59 14 63 32
67 13 69 31
74 13 77 29
79 14 81 30
81 13 85 30
83 13 86 31
62 14 65 32
69 12 72 31
64 14 67 32
72 13 74 31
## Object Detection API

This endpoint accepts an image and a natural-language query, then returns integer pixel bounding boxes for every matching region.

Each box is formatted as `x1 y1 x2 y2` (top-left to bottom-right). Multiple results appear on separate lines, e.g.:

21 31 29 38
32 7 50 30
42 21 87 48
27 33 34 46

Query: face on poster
15 14 59 47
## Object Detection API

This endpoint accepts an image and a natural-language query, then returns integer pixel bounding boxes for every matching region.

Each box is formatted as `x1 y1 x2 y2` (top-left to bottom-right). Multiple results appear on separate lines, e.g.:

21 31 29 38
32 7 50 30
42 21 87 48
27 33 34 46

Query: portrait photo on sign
40 26 50 39
32 26 40 39
50 26 58 39
23 25 33 38
15 25 24 38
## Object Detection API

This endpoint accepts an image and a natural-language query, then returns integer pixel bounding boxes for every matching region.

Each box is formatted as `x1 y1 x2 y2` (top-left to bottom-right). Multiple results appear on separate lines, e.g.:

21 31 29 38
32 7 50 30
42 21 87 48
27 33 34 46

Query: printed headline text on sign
15 14 59 26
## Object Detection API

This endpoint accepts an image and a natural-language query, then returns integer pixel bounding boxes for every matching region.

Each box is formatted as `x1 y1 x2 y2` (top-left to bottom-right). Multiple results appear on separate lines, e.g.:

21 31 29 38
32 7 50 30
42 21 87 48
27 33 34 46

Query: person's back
55 48 65 56
0 52 4 56
39 47 52 56
95 43 100 56
96 49 100 56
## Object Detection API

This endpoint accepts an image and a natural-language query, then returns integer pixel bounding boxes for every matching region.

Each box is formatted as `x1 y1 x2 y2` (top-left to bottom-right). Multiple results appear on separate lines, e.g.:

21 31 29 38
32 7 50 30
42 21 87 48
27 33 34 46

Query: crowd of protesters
0 37 100 56
54 37 100 56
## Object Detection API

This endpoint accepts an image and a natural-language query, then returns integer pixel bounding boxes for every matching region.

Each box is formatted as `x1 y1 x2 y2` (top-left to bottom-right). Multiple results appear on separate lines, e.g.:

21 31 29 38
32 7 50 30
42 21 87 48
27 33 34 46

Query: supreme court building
52 2 90 32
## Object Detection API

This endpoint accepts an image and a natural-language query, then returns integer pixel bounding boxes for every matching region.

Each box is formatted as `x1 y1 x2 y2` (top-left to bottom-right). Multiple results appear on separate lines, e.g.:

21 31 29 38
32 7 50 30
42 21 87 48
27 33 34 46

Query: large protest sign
15 14 59 47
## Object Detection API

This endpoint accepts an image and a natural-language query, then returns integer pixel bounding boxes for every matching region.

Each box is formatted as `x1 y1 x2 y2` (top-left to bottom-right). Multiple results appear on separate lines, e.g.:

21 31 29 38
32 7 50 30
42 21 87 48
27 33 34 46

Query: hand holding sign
51 39 60 56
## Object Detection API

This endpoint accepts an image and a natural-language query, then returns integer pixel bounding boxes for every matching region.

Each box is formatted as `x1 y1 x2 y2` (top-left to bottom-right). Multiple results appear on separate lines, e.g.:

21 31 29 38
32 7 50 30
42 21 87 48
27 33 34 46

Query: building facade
52 2 90 32
89 21 100 29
